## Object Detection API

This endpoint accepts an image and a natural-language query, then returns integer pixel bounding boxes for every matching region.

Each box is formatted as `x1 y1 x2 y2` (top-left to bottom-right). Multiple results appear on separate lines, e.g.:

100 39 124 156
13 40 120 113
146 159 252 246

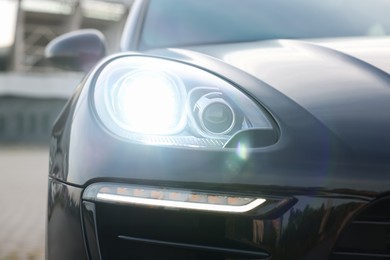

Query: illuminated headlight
93 56 274 148
104 69 186 135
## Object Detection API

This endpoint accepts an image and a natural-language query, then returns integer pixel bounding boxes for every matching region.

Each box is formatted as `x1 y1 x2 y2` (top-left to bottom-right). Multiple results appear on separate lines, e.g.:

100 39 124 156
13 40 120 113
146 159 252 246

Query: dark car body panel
187 38 390 159
50 40 390 195
47 39 390 259
48 178 371 260
46 2 390 257
47 179 88 260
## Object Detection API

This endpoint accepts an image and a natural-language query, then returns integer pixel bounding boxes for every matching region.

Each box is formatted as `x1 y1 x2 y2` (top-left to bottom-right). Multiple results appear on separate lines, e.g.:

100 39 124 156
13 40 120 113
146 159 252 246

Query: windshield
139 0 390 50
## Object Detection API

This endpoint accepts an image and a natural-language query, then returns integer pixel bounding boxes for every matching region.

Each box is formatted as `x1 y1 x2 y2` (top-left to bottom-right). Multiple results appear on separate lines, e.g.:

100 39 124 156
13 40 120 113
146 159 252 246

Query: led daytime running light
83 183 266 213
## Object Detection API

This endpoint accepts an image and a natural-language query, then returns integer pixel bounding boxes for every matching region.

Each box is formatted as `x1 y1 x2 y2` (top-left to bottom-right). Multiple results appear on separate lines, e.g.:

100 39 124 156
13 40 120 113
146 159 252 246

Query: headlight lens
193 91 236 135
108 69 186 135
93 56 274 148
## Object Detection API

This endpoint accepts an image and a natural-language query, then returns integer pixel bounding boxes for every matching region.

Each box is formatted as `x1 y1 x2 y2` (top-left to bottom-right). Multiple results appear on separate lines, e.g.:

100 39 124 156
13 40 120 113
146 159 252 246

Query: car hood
154 37 390 162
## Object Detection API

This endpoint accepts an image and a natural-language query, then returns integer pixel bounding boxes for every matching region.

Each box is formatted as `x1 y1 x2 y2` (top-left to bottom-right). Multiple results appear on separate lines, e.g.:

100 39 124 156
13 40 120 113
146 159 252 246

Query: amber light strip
96 192 266 213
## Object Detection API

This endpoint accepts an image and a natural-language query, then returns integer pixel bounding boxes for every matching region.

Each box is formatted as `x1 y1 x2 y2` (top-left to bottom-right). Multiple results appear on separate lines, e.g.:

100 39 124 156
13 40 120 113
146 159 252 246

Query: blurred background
0 0 133 259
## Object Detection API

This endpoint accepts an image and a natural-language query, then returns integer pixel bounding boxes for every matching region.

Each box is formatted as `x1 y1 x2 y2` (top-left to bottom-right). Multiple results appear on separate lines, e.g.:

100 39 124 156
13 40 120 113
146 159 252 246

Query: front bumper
47 178 390 260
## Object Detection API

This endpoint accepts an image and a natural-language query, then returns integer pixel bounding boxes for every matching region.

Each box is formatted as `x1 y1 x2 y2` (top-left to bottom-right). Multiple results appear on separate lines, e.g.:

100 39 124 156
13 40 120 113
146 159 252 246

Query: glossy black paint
47 49 390 259
47 178 88 260
46 0 390 259
45 29 107 72
50 51 390 194
48 176 376 259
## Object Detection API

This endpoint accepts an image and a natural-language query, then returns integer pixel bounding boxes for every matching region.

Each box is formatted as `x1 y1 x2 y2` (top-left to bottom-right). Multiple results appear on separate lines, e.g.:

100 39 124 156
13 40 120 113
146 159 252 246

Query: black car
45 0 390 259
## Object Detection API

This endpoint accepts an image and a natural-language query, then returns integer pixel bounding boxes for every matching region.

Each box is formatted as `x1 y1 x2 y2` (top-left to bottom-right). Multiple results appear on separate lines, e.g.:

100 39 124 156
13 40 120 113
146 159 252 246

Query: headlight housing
93 56 274 148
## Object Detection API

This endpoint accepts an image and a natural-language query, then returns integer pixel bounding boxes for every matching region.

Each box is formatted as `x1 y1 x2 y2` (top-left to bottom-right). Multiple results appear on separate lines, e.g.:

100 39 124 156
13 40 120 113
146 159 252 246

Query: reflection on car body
45 0 390 259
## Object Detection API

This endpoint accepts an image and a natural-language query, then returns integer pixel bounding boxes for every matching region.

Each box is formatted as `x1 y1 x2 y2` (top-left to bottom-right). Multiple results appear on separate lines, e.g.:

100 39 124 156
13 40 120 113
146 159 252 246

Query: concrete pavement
0 145 48 260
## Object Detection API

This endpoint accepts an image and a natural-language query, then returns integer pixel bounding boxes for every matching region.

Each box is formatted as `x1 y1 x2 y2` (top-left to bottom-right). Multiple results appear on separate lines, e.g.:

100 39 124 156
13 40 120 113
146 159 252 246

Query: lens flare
237 142 248 160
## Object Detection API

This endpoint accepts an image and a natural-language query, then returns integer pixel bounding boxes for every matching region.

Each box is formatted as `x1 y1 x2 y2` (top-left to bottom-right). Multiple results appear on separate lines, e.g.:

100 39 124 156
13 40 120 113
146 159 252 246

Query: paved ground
0 145 48 260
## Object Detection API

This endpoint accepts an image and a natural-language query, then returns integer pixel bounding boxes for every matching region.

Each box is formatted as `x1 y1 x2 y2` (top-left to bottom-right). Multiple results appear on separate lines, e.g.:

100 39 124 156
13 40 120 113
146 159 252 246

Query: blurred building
2 0 133 72
0 0 133 144
0 0 18 70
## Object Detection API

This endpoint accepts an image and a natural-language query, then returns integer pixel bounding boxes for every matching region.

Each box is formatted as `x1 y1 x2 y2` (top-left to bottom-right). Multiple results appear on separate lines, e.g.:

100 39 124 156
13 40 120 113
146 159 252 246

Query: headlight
104 69 186 135
93 56 274 148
